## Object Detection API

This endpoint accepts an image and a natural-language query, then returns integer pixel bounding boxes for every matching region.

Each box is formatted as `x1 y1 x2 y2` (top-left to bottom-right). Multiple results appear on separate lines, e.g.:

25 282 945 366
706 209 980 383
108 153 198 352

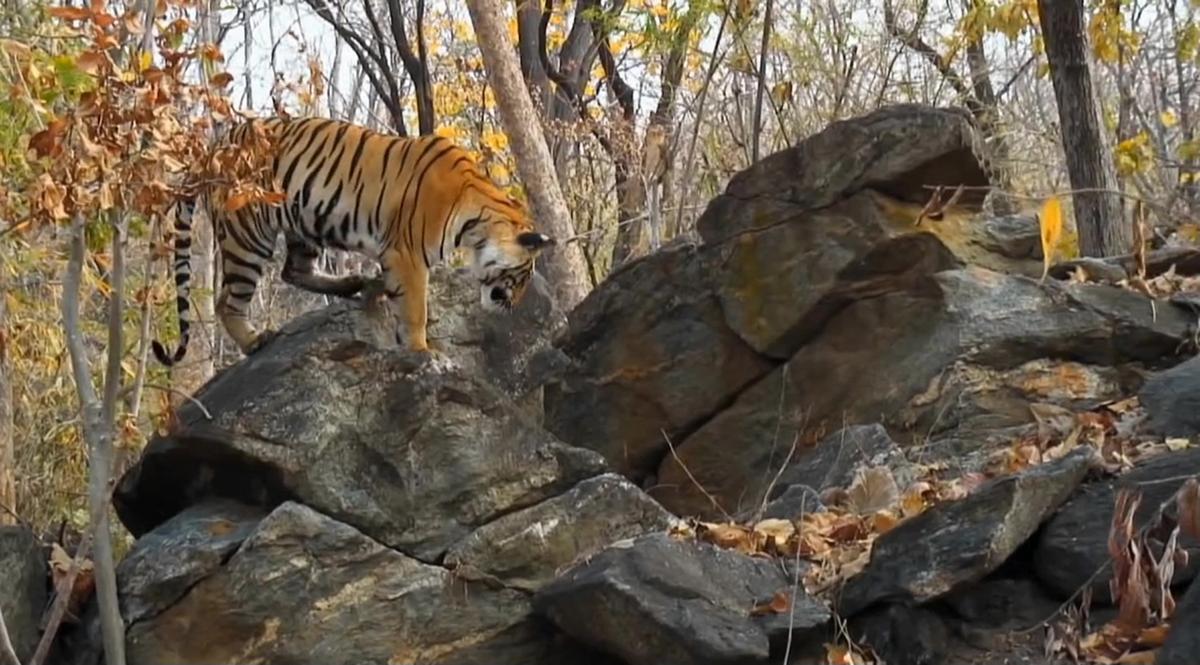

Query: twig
660 429 733 522
750 0 773 164
28 531 94 665
137 384 213 420
754 434 800 526
673 6 731 236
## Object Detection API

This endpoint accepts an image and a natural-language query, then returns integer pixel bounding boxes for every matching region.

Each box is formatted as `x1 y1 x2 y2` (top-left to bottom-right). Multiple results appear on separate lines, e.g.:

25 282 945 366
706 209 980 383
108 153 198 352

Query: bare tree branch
751 0 773 163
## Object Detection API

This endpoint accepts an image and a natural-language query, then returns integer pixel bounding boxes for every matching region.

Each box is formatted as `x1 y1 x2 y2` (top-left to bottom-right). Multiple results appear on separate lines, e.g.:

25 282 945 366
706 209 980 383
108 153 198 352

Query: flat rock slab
1138 355 1200 438
1034 447 1200 601
534 532 830 665
543 239 774 480
696 104 990 244
113 304 606 562
117 499 266 624
0 525 46 663
126 502 536 665
444 473 677 592
654 264 1193 519
836 447 1096 615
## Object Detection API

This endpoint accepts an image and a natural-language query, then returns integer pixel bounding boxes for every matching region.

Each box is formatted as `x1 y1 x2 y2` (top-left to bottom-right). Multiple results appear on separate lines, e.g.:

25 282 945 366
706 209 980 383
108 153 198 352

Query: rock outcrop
81 103 1200 665
543 103 1194 520
109 274 673 664
0 525 46 663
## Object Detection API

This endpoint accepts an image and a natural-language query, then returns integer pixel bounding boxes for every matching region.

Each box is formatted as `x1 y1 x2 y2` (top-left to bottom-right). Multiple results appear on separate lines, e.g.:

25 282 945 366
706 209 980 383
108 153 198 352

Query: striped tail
151 199 196 366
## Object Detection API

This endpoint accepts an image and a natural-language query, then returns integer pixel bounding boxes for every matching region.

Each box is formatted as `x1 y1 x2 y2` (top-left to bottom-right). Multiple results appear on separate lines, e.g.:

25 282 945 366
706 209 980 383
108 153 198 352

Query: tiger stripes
151 116 553 366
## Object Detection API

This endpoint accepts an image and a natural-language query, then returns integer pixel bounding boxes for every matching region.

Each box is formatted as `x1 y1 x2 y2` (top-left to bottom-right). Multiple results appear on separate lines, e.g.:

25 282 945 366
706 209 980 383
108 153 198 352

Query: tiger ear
517 232 554 253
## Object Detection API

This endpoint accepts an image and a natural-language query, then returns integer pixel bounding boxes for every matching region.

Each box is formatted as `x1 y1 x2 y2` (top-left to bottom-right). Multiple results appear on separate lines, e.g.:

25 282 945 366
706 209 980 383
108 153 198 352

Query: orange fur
152 117 553 365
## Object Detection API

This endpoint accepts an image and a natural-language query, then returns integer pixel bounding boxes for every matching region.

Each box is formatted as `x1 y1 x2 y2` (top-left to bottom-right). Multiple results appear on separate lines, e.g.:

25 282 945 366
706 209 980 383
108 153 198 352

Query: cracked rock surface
110 272 673 665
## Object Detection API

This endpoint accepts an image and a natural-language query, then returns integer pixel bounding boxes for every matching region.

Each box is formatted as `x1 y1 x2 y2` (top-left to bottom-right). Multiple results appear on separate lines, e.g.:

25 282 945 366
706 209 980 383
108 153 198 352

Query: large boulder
695 104 991 244
534 532 830 665
114 302 606 561
542 102 1194 519
0 525 46 663
1034 448 1200 601
125 501 538 664
112 293 674 664
544 105 996 487
652 264 1192 518
835 447 1095 615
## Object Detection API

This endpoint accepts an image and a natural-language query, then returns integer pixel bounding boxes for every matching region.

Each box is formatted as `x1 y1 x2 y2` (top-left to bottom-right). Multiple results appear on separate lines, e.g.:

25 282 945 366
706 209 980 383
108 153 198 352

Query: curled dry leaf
753 518 795 551
48 543 96 622
845 466 900 515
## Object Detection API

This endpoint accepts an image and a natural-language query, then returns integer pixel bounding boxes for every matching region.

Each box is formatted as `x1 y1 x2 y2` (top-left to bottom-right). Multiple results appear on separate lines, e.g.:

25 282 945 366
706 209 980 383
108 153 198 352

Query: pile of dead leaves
994 396 1186 478
1048 479 1200 664
668 463 985 599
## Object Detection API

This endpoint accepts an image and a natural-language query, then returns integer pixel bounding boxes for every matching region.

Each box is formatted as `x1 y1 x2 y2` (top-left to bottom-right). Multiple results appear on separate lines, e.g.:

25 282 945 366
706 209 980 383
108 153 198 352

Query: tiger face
474 228 553 312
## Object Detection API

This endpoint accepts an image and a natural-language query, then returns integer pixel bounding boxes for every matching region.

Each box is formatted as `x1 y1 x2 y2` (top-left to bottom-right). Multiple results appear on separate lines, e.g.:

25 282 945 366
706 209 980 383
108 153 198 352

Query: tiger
151 116 554 366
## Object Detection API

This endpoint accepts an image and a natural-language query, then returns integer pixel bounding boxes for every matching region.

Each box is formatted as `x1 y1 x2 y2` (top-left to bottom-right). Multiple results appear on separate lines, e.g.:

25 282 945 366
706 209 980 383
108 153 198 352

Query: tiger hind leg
216 235 275 356
282 238 366 298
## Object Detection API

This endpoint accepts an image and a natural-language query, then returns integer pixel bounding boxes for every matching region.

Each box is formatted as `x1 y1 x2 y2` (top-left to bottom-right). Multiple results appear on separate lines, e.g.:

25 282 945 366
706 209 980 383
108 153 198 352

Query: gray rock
711 196 963 359
545 105 994 486
976 215 1041 259
423 266 564 417
1034 448 1200 601
850 603 951 665
117 500 265 624
1139 355 1200 438
696 104 990 244
755 485 825 521
653 265 1193 518
113 303 607 562
0 525 46 663
126 502 537 665
543 240 774 480
444 474 677 592
835 447 1096 616
776 424 907 495
941 577 1061 629
534 532 830 665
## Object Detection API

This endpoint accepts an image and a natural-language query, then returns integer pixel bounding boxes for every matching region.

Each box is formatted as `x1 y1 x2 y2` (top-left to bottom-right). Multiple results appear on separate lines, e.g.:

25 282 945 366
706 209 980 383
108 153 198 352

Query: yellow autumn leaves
1040 195 1063 283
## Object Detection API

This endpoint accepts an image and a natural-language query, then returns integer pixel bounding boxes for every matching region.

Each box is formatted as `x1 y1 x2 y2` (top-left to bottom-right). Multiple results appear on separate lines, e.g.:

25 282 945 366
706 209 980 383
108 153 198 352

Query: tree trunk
61 214 125 665
1037 0 1131 257
0 267 12 525
465 0 590 310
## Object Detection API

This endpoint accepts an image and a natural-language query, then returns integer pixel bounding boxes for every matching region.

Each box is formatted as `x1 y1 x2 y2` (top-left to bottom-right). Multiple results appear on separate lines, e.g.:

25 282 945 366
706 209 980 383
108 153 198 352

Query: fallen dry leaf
750 590 790 617
846 466 900 515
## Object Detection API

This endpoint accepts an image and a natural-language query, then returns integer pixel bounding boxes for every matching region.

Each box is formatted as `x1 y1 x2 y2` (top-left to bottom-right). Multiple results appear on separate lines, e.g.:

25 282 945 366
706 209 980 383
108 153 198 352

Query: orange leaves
15 2 240 229
1040 195 1064 283
47 6 95 22
209 71 234 88
28 118 69 159
49 543 95 622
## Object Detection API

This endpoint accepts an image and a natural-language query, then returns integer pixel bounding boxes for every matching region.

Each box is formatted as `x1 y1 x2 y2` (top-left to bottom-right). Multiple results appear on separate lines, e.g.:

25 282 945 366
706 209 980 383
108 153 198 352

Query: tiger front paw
245 329 280 355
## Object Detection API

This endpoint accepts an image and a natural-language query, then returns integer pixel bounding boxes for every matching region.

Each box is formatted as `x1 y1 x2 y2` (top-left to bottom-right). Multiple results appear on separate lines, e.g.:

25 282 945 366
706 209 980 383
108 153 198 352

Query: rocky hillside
9 103 1200 665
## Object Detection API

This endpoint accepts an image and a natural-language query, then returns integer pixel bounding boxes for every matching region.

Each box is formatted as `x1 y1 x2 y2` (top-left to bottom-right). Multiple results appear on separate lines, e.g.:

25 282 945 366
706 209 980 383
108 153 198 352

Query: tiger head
462 207 554 313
